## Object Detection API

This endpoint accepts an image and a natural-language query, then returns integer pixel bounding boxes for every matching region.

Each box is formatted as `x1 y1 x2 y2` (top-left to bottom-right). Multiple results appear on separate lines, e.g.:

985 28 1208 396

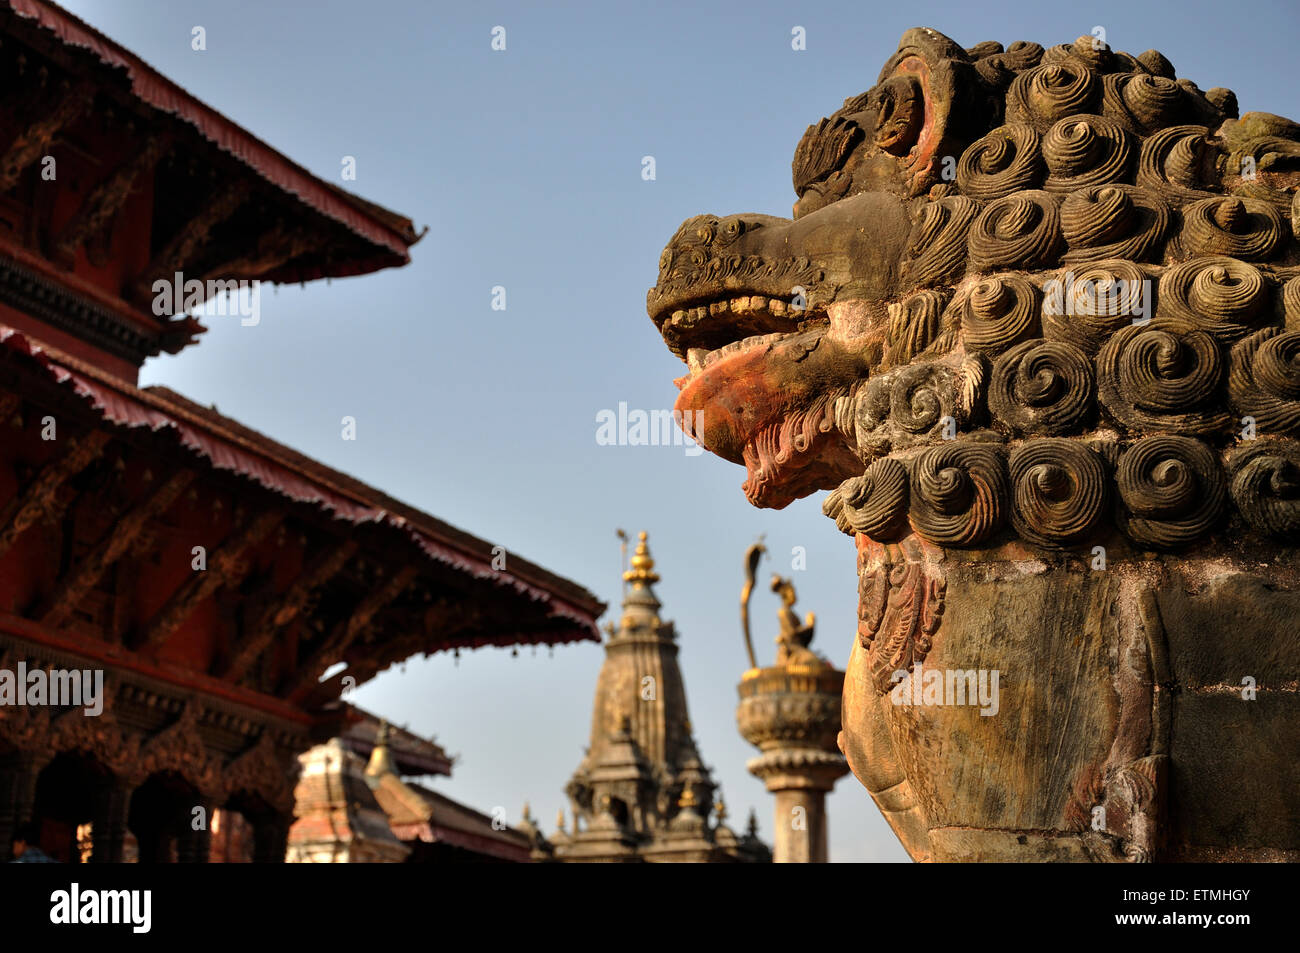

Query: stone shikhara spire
554 533 768 862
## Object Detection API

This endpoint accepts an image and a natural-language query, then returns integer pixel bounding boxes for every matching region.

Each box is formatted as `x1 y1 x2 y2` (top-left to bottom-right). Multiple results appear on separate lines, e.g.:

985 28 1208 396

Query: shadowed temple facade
0 0 603 863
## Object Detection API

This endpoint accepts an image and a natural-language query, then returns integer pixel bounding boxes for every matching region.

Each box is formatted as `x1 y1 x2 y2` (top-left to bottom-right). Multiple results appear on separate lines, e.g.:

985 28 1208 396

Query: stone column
749 752 845 863
737 665 849 863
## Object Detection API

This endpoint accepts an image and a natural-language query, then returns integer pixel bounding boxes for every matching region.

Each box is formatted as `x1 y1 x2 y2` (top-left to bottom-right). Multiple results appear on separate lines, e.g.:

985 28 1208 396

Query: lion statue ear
874 28 990 196
791 28 1000 215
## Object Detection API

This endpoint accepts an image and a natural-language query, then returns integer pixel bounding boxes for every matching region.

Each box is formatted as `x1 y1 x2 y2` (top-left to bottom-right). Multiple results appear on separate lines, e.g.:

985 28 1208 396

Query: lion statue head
646 28 1300 862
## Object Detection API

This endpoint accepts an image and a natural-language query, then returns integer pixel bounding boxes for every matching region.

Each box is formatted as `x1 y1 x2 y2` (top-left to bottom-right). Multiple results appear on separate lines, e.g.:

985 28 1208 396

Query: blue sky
60 0 1297 862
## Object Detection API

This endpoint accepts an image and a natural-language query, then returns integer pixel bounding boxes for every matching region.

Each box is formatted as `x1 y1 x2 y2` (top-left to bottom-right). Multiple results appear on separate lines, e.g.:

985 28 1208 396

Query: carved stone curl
956 124 1044 201
1283 276 1300 331
1041 259 1152 353
1228 327 1300 434
1178 197 1284 261
1096 318 1229 435
1135 124 1219 202
1009 438 1109 546
858 361 961 448
973 40 1044 87
822 458 909 539
958 274 1040 355
1102 73 1188 135
990 338 1095 435
1228 438 1300 540
968 191 1063 271
1060 184 1170 264
885 289 946 366
1157 256 1270 343
901 196 979 289
908 442 1008 546
1115 435 1226 548
1006 60 1099 130
1043 115 1133 194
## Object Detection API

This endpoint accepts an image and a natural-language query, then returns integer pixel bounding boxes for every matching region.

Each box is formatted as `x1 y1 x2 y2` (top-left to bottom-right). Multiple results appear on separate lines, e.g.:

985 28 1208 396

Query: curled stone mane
648 26 1300 863
821 33 1300 556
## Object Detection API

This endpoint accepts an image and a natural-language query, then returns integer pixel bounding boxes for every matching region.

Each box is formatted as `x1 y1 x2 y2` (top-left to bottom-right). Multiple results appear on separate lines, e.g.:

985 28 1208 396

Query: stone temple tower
553 533 768 862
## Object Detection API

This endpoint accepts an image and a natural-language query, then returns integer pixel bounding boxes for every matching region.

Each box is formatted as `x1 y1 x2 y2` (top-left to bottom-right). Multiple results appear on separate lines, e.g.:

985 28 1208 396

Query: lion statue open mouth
646 28 1300 861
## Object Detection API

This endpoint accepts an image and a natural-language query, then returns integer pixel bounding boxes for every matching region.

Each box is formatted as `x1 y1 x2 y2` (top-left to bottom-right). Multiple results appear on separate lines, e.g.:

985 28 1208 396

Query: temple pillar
89 778 133 863
0 751 51 860
176 796 215 863
737 656 849 863
762 769 838 863
252 812 290 862
735 547 850 863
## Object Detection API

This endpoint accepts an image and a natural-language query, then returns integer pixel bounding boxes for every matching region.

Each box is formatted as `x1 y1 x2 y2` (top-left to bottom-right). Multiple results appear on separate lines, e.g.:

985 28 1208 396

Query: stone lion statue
646 27 1300 861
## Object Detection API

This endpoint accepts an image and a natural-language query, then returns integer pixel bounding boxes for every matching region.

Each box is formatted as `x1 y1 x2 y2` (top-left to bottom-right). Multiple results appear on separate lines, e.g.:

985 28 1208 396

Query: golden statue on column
737 540 848 863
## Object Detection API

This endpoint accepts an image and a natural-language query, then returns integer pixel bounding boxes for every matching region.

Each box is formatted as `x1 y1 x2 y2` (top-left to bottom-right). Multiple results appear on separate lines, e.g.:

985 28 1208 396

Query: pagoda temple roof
2 0 421 275
382 780 532 863
0 0 427 373
337 703 454 780
0 324 605 682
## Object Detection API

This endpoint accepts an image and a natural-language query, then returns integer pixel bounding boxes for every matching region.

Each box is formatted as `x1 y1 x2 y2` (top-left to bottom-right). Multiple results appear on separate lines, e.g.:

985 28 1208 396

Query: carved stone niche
645 27 1300 861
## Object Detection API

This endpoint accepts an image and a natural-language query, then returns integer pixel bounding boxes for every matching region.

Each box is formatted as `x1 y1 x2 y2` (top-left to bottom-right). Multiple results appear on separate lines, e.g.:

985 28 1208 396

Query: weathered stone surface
644 27 1300 861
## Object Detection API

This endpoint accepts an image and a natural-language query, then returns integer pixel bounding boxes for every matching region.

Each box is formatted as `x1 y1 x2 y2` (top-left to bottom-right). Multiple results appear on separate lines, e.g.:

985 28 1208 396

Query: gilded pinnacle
622 530 660 585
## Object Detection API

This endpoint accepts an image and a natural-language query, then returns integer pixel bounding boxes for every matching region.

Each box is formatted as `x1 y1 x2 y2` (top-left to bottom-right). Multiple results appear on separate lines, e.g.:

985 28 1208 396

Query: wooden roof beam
284 564 418 704
199 223 322 283
135 507 284 652
0 79 94 193
0 429 111 562
130 179 251 303
52 132 173 262
219 537 358 684
41 468 194 628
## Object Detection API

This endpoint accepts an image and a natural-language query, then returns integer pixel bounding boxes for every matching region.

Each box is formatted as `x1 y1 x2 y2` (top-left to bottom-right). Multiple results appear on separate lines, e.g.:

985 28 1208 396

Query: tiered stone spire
552 532 768 863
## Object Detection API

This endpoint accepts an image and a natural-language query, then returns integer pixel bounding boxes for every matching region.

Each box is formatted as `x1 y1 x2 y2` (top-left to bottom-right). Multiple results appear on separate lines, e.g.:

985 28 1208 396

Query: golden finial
623 530 660 585
556 808 566 832
678 782 698 809
714 794 728 822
